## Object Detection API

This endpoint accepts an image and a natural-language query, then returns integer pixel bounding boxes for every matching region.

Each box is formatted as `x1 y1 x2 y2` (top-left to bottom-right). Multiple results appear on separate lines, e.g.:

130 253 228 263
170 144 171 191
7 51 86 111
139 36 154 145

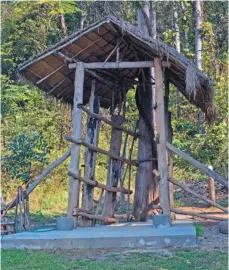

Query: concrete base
2 221 196 250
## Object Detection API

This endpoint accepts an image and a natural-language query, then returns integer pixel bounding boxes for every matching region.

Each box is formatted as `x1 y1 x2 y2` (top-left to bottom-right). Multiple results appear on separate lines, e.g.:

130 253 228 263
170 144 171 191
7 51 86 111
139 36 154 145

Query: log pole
67 62 84 224
154 57 170 216
208 166 216 202
81 80 100 226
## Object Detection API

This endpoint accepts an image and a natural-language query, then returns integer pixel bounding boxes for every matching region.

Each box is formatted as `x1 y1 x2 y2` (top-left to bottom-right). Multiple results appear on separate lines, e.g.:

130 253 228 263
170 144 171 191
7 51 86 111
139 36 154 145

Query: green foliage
194 223 204 237
2 132 48 183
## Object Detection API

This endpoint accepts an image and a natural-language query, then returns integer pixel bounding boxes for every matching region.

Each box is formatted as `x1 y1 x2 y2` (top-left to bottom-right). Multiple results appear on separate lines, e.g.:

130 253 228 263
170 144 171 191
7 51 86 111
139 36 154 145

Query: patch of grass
174 200 185 207
194 223 204 236
2 249 228 270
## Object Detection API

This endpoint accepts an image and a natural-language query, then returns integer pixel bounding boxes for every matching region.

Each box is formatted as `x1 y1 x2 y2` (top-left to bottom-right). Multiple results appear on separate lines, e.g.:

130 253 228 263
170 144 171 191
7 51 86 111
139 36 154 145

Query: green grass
1 249 228 270
194 223 204 236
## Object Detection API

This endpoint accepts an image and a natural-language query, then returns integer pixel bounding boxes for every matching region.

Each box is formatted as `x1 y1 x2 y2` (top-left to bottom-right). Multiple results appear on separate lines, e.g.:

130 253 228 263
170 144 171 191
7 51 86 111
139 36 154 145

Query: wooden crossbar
68 171 133 194
69 61 171 69
78 105 139 138
65 135 138 166
166 142 228 188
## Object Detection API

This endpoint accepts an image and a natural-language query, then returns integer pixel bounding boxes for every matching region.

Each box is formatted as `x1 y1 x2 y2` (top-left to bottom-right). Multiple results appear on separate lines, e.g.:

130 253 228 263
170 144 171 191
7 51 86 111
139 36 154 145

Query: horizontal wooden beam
166 142 228 188
69 61 171 69
148 204 227 221
65 136 138 166
72 211 116 224
68 171 132 194
78 105 139 138
168 177 228 213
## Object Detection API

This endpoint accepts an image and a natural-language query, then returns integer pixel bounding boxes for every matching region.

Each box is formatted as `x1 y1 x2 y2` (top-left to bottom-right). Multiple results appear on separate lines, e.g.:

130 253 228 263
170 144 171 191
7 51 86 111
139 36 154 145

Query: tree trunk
138 3 159 208
195 0 205 133
60 14 67 39
102 115 123 218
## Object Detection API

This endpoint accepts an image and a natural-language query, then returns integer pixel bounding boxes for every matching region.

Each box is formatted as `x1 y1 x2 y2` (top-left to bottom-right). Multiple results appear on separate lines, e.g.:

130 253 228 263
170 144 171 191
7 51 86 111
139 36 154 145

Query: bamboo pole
166 143 228 188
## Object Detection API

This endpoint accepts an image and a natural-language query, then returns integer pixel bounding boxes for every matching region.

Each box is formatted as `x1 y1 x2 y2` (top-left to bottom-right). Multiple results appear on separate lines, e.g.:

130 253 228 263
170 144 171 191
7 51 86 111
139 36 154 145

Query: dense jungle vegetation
1 1 228 214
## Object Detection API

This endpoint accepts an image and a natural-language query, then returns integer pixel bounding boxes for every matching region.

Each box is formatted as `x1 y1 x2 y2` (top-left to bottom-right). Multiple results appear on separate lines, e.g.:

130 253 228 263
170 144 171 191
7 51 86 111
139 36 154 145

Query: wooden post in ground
67 62 84 225
133 83 152 221
154 57 170 216
102 115 123 218
208 165 216 203
164 68 175 220
81 80 100 226
132 9 155 222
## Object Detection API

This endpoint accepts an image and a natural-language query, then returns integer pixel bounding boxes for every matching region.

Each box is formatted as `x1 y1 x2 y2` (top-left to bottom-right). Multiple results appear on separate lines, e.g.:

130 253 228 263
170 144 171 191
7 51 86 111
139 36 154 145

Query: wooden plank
67 62 84 222
81 81 100 226
102 115 123 218
166 142 228 188
78 105 139 137
68 171 132 194
69 61 171 69
208 166 216 202
154 57 170 216
168 177 228 213
65 136 138 166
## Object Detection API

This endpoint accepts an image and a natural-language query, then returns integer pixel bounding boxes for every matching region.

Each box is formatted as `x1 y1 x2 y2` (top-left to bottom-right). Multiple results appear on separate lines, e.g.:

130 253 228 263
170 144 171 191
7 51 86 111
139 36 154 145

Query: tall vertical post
102 115 123 218
164 68 175 220
154 57 170 216
67 62 84 225
81 80 100 226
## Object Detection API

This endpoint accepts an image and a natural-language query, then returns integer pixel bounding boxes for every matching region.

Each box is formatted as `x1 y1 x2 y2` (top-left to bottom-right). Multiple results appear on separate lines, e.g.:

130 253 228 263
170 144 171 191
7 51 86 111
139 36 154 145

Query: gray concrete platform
1 221 196 250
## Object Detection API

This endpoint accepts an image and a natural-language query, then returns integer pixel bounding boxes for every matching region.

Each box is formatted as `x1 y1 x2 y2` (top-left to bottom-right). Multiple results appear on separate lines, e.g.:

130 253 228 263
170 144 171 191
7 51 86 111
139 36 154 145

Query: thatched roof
18 16 215 122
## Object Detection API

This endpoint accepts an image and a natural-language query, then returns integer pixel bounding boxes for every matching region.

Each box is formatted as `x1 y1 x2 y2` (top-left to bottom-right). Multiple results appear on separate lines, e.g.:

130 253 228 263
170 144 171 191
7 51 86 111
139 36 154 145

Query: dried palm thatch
17 15 215 122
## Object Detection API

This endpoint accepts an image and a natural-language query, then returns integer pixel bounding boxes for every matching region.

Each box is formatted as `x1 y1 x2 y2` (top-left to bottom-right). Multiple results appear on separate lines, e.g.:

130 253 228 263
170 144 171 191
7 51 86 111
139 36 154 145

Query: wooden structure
10 15 228 226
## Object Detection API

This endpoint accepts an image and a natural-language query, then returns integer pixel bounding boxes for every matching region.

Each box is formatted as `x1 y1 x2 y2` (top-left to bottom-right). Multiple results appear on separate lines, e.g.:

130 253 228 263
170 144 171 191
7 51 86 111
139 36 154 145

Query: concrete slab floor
1 220 196 250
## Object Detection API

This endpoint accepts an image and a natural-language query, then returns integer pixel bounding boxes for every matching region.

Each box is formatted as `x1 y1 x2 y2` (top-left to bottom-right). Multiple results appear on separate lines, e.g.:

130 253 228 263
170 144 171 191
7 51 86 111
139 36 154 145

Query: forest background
1 1 228 216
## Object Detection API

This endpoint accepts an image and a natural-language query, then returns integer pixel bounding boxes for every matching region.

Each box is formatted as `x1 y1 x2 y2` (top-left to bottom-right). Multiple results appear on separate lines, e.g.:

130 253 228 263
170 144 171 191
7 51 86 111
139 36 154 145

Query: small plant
194 223 204 236
174 200 185 208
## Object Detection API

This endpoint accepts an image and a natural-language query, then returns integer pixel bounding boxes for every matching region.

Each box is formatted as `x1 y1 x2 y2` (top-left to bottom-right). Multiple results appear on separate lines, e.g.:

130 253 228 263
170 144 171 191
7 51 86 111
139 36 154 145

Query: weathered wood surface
68 171 132 194
65 135 138 166
168 177 228 213
133 83 152 221
164 68 175 220
166 143 228 188
69 61 171 69
72 211 116 224
5 151 71 211
154 57 170 215
68 62 84 220
171 208 227 221
102 115 123 218
78 105 139 138
81 81 100 226
208 166 216 202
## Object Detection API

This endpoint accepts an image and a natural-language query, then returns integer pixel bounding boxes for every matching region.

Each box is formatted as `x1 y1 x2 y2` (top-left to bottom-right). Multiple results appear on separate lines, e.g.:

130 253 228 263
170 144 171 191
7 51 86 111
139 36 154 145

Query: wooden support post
81 81 100 226
164 68 175 220
133 86 152 222
154 57 170 216
67 62 84 225
102 115 124 218
208 166 216 203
